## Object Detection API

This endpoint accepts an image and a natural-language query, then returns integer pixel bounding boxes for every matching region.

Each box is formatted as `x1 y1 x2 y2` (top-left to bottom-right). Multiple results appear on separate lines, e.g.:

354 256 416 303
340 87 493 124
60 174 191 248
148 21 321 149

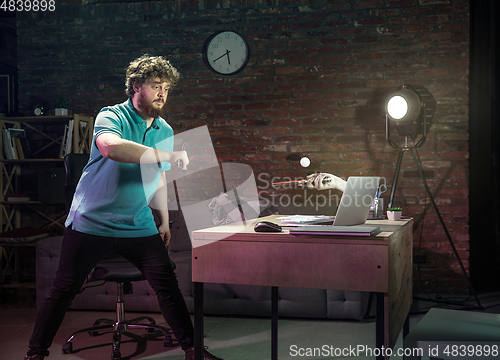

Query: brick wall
16 0 470 294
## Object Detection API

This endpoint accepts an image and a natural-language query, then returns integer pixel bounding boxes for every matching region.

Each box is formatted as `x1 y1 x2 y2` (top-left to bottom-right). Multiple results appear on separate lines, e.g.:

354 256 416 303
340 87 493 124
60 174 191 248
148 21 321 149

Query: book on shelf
59 119 75 158
59 124 69 158
66 119 74 155
2 129 14 159
14 130 32 159
2 128 32 160
14 137 25 159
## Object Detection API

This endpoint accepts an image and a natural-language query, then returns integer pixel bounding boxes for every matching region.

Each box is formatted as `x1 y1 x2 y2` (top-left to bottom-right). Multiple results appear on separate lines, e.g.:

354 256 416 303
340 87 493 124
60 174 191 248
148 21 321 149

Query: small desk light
300 156 310 168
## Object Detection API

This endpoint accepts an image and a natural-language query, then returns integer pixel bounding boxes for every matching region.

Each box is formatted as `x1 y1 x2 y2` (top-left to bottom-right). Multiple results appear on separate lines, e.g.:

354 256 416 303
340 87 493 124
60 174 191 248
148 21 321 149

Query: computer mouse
254 221 282 233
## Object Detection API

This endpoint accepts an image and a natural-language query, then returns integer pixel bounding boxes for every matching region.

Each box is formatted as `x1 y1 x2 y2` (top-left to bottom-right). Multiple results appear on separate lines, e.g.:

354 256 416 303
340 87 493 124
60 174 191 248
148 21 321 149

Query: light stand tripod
386 115 483 310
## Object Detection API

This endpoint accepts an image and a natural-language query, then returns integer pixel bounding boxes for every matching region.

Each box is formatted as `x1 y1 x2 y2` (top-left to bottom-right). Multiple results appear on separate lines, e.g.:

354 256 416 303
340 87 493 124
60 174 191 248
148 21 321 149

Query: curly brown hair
125 54 181 98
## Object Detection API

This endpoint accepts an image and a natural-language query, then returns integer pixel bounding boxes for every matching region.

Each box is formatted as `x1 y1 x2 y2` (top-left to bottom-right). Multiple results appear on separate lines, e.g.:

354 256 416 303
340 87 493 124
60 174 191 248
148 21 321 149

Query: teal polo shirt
65 99 174 238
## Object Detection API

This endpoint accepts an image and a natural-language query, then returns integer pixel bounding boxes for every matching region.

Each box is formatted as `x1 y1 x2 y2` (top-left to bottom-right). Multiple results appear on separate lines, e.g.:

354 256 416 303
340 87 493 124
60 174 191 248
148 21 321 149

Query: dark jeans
27 227 194 356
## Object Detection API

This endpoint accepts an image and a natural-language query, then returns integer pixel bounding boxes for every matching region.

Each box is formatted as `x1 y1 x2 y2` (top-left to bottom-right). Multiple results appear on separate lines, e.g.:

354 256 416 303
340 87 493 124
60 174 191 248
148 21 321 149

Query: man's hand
170 151 189 170
306 173 347 192
157 223 171 247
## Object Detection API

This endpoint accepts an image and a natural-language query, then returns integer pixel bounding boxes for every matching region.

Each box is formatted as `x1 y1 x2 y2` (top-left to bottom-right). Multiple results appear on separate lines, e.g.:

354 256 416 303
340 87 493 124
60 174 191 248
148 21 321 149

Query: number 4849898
1 0 56 12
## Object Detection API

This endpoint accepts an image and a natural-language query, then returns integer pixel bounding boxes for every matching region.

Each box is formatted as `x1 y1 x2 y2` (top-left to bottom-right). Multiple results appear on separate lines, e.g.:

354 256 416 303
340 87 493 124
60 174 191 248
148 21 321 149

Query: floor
1 286 499 360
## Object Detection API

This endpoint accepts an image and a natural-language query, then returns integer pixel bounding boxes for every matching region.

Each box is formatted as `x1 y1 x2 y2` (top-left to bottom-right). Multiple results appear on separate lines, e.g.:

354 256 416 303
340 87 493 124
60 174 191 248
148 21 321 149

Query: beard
136 91 167 118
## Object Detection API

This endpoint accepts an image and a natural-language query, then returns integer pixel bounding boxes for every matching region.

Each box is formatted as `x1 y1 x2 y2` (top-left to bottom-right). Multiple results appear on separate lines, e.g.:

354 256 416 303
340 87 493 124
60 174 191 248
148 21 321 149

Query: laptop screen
333 176 381 226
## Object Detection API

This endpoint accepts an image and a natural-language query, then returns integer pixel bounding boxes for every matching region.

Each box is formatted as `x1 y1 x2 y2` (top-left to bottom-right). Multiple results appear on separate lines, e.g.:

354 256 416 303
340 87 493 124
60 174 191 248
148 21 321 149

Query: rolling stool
62 256 177 360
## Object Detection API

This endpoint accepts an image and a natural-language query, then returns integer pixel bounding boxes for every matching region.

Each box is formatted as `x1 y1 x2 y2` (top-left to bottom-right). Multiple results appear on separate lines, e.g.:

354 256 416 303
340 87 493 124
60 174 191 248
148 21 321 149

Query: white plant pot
55 108 68 116
387 211 402 221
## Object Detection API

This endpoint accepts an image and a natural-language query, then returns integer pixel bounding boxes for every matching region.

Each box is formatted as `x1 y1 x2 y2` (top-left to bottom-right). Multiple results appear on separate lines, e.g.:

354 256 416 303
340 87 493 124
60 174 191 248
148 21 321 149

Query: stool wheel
112 349 121 360
163 334 173 347
90 320 101 336
62 342 73 354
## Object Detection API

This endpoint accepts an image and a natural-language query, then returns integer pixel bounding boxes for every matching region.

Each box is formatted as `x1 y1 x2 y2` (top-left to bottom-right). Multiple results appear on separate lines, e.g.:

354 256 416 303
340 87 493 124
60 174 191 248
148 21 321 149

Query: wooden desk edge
192 215 412 246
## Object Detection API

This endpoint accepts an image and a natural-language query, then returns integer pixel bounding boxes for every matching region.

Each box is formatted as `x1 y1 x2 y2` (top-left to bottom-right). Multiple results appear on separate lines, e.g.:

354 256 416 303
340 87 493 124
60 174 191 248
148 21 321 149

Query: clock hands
212 49 231 65
204 31 249 74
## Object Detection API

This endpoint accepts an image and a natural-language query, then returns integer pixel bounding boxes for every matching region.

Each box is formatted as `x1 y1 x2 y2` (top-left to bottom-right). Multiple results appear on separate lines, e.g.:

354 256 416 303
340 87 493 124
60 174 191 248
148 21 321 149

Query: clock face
34 105 43 116
203 30 249 75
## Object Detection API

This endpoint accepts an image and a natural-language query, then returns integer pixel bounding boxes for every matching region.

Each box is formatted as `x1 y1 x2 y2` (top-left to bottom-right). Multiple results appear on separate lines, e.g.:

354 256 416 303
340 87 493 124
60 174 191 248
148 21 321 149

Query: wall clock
203 30 250 75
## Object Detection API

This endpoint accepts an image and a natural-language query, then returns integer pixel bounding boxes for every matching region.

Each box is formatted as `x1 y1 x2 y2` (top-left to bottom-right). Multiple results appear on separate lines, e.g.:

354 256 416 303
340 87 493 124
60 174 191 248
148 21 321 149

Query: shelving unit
0 114 94 232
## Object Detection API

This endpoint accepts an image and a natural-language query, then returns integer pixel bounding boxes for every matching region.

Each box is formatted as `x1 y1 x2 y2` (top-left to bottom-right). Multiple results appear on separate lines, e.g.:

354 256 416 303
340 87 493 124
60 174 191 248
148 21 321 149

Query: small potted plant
54 96 69 116
387 207 402 221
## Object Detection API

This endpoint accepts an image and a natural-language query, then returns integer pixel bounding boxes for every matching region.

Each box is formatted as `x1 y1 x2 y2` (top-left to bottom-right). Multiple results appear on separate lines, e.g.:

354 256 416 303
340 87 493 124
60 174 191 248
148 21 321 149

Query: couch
36 200 371 320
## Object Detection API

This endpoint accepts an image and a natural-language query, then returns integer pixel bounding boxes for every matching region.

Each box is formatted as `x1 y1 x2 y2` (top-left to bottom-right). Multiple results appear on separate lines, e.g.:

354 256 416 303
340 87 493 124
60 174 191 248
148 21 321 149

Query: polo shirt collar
125 98 160 128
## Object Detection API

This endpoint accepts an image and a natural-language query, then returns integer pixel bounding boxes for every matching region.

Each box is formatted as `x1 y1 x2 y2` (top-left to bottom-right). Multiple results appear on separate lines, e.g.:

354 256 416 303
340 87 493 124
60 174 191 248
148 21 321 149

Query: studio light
384 84 481 308
386 83 436 207
385 84 436 145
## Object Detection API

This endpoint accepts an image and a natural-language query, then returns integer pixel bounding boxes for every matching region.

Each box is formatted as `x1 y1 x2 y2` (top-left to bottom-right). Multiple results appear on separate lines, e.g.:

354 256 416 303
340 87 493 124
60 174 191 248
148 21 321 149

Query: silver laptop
332 176 381 226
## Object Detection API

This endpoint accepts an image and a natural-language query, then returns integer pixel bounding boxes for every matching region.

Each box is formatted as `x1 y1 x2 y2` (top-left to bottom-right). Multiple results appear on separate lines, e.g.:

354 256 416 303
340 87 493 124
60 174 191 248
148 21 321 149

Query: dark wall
469 0 500 291
0 11 18 116
16 0 471 294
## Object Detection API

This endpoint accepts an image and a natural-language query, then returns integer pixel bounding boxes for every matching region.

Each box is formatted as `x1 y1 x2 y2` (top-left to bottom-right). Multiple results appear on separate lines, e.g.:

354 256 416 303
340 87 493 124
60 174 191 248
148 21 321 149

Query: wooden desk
192 215 413 360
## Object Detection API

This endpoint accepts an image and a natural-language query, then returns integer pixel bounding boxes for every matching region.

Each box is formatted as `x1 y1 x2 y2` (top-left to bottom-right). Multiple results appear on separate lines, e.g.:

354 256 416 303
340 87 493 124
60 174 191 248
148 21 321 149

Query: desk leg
375 292 385 360
194 282 204 360
271 286 278 360
376 294 412 360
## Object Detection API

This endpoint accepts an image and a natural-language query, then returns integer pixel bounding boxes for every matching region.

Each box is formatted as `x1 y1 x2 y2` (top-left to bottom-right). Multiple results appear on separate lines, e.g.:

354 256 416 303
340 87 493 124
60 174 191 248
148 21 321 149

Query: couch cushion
278 287 328 318
327 290 370 320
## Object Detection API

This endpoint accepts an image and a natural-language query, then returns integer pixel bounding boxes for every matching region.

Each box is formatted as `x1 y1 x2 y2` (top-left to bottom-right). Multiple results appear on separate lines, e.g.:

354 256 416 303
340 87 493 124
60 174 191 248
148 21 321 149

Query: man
25 55 222 360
